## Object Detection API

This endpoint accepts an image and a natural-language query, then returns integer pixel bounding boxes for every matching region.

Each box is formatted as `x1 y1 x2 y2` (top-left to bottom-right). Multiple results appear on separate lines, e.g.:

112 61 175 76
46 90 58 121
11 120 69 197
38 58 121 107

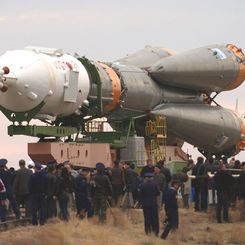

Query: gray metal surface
112 64 163 111
115 45 171 69
149 44 240 92
120 136 146 166
152 103 242 155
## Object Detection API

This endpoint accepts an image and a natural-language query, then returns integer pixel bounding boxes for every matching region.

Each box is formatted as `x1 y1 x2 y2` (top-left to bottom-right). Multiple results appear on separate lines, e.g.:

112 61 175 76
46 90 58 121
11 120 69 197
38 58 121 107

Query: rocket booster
0 44 245 157
151 104 245 156
149 44 245 92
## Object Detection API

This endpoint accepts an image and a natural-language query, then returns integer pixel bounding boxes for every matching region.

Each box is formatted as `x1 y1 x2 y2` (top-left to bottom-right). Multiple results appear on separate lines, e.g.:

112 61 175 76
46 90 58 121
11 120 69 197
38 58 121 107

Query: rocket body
0 44 245 157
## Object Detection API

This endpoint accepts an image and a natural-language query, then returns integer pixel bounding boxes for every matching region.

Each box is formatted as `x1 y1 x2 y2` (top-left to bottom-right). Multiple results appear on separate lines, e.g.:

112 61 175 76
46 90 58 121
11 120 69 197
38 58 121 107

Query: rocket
0 44 245 158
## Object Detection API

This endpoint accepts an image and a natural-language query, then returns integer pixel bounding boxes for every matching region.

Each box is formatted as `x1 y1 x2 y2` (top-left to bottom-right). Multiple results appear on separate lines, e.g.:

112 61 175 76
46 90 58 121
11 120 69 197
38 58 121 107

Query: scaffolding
145 116 167 163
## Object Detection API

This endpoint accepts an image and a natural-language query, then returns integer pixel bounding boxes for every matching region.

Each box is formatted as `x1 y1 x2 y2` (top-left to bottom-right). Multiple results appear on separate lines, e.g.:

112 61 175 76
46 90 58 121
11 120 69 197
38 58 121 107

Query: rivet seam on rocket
98 62 121 112
226 44 245 91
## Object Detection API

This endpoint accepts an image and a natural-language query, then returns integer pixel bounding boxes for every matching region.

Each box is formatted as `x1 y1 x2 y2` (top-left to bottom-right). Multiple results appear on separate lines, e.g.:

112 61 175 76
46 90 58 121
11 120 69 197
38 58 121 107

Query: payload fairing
0 44 245 158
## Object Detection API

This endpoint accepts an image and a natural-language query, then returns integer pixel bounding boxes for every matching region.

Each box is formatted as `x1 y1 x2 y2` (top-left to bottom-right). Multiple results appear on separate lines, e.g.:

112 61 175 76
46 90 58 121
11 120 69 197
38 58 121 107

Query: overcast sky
1 0 245 167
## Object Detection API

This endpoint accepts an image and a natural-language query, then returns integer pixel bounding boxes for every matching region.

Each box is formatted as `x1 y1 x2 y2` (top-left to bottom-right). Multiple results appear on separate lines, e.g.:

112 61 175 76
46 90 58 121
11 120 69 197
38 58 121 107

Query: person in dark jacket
13 159 33 217
90 163 112 223
56 167 73 221
74 169 93 219
0 178 7 222
139 172 160 236
161 179 179 240
46 165 57 219
153 164 166 210
109 161 124 206
29 163 47 225
158 160 172 186
214 162 234 223
192 156 204 211
238 163 245 219
123 162 138 207
0 159 20 219
238 163 245 200
197 158 209 212
140 159 155 178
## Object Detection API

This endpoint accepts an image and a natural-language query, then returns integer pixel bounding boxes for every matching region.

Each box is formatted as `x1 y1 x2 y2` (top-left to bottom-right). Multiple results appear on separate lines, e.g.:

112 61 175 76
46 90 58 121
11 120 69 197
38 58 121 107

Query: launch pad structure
5 111 180 168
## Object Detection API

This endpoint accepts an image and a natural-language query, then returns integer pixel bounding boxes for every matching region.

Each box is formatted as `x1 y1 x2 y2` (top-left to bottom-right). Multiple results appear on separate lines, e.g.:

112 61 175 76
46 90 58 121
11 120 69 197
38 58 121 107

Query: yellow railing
145 116 167 163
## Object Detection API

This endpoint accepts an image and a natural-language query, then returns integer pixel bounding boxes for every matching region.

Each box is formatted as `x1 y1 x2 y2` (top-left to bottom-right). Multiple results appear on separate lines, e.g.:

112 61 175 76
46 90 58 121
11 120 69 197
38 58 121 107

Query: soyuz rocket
0 44 245 158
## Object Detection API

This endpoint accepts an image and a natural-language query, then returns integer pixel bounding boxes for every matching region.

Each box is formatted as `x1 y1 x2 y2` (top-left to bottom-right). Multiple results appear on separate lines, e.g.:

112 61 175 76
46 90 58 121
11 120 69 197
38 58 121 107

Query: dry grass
0 206 244 245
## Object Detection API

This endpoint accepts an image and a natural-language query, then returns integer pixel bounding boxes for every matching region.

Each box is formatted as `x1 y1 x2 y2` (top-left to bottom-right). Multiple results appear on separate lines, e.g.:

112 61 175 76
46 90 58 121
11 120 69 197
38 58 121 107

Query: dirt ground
0 203 244 245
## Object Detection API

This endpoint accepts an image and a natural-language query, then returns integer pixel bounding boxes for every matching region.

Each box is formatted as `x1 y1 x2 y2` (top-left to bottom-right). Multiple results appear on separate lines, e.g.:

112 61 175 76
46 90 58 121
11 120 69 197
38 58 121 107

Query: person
140 159 155 178
56 167 73 221
46 165 57 219
90 162 112 223
161 179 179 240
109 160 124 206
29 163 47 225
74 169 93 219
197 157 209 212
227 157 235 169
63 163 76 212
213 162 234 223
238 163 245 219
122 162 138 207
180 167 190 209
231 160 242 207
0 158 21 219
153 164 166 210
206 157 218 206
192 156 204 211
13 159 33 217
157 160 172 186
0 178 7 222
238 162 245 200
139 173 160 236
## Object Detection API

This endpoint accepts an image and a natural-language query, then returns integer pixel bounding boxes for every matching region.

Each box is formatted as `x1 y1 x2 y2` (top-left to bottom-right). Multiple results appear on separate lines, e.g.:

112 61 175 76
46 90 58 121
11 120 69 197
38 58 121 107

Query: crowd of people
0 156 244 240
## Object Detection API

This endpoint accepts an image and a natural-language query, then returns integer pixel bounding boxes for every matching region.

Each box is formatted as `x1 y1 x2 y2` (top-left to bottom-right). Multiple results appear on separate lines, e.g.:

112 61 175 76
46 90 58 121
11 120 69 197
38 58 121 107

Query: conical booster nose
149 44 245 93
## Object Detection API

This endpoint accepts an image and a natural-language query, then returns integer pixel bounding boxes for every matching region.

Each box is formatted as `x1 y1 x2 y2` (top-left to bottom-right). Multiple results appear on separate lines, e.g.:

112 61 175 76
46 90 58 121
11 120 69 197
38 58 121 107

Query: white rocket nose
0 47 90 119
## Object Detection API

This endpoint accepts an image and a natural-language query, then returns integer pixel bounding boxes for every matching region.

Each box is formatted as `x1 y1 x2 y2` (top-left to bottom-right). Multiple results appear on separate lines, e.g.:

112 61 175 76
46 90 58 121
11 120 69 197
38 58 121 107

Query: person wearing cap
55 166 73 221
139 172 160 236
161 179 180 240
28 162 48 225
13 159 33 218
90 162 112 223
0 158 21 219
74 169 93 219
